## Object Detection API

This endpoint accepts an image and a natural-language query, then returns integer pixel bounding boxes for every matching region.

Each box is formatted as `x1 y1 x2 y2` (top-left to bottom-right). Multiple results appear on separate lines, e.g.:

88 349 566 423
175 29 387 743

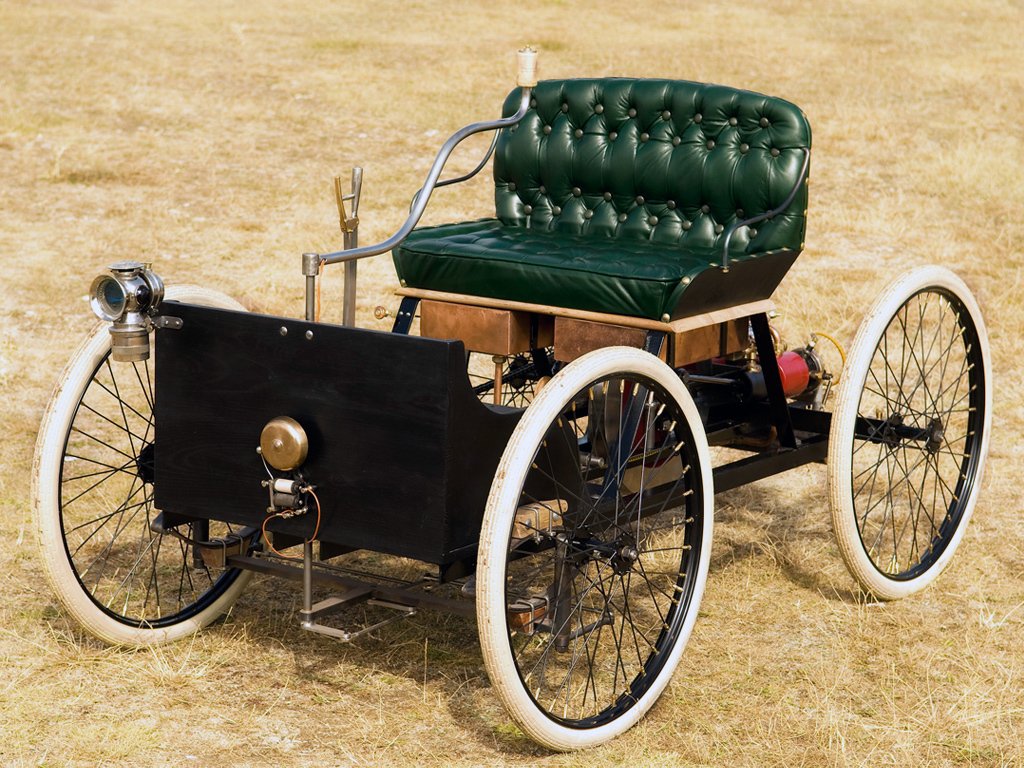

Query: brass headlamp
89 261 165 362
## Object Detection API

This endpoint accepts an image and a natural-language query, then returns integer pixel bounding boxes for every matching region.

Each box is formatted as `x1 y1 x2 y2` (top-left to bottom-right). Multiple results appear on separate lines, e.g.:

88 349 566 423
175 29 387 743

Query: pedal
511 499 567 546
508 596 548 635
195 530 258 568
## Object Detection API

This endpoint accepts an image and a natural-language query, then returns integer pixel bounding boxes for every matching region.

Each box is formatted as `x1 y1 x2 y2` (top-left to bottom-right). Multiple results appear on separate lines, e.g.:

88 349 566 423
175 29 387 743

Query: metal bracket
152 315 183 330
391 296 419 335
295 539 423 643
299 584 419 642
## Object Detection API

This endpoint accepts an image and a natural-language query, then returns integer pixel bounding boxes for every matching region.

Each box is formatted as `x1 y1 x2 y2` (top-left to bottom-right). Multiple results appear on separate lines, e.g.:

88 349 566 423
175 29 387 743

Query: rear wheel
477 347 713 750
828 266 991 599
467 347 555 407
33 286 256 645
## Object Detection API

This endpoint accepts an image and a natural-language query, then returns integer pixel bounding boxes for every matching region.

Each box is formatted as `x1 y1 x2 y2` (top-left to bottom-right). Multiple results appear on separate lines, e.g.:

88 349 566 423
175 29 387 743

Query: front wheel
828 266 992 600
477 347 713 750
33 285 256 646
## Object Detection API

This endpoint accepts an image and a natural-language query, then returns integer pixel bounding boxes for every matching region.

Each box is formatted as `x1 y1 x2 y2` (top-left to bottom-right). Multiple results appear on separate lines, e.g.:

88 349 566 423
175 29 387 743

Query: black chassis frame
153 298 835 581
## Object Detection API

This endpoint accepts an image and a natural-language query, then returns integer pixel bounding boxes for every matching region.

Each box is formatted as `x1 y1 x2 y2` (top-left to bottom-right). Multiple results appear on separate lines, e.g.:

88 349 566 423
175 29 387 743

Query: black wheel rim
502 372 704 727
58 351 246 627
850 288 985 580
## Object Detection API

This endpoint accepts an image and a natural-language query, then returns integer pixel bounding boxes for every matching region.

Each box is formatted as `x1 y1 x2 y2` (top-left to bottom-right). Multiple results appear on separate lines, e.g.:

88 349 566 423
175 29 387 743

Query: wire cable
306 487 322 543
262 512 296 559
812 330 847 383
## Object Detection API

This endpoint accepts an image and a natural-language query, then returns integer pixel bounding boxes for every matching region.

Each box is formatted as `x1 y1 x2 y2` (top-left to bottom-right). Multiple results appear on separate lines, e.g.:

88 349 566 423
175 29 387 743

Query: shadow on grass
230 572 552 757
32 474 871 759
710 478 867 604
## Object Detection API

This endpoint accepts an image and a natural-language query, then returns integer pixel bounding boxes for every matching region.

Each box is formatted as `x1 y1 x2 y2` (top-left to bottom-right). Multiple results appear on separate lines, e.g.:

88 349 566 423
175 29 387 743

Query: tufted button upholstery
394 221 737 319
394 78 811 320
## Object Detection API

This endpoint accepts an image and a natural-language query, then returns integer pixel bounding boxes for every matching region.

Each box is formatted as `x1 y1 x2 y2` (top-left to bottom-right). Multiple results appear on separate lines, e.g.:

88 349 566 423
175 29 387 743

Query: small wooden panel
420 300 553 355
673 324 720 367
557 316 749 366
555 317 659 362
722 317 748 354
673 318 748 366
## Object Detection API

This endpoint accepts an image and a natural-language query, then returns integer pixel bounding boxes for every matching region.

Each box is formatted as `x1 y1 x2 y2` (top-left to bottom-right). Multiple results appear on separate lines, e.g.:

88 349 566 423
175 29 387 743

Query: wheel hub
136 442 155 484
880 413 904 447
925 417 945 454
504 354 534 390
610 536 640 575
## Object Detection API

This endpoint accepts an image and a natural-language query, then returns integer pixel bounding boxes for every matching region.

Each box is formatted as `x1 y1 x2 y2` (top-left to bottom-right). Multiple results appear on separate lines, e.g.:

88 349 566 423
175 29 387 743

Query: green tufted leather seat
393 79 811 321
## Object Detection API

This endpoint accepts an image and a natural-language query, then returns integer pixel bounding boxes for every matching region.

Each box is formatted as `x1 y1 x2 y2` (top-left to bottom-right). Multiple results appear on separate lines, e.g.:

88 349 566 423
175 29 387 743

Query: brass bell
259 416 308 471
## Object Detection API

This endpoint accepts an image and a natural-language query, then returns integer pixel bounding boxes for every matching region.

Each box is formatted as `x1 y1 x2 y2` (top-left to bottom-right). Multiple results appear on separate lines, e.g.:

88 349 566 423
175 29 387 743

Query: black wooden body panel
154 302 521 564
678 250 799 317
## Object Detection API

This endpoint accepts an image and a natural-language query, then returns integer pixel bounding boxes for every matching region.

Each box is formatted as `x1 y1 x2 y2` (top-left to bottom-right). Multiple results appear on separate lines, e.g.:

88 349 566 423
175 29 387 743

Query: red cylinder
777 350 811 398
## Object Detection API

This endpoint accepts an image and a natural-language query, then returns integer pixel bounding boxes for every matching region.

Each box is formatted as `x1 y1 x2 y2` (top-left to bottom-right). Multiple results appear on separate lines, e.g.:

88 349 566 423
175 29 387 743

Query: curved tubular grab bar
410 131 500 212
720 147 811 272
320 88 532 266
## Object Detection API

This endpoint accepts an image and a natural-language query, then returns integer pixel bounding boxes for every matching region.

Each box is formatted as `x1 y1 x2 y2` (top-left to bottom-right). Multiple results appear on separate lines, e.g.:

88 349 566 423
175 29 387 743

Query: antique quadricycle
33 50 991 750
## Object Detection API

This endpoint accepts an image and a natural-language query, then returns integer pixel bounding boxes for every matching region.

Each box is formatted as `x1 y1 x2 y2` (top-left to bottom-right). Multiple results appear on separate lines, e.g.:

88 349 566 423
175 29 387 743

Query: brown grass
2 0 1024 765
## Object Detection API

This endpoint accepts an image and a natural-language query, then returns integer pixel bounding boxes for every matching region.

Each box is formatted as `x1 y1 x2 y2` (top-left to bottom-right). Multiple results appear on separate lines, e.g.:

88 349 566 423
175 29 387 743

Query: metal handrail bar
409 130 500 213
720 147 811 271
319 88 532 266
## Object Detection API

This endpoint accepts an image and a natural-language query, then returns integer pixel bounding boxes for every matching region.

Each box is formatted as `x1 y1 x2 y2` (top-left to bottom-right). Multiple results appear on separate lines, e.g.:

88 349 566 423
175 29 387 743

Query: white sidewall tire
32 285 254 646
828 266 992 600
476 346 714 751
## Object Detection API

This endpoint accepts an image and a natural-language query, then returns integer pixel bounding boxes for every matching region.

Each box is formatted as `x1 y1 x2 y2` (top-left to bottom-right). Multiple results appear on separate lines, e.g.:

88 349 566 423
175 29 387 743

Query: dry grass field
3 0 1024 765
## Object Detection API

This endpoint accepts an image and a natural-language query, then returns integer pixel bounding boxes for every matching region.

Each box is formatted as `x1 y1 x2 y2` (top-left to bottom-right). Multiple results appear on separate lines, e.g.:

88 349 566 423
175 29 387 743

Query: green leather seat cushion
394 218 749 319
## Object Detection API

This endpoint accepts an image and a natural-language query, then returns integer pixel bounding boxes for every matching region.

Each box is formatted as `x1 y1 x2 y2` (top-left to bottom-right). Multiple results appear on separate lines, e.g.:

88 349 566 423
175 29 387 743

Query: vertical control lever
329 168 363 326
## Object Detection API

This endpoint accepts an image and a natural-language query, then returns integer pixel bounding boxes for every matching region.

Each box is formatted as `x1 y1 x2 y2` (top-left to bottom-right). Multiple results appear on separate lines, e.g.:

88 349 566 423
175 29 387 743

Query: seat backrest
494 79 811 256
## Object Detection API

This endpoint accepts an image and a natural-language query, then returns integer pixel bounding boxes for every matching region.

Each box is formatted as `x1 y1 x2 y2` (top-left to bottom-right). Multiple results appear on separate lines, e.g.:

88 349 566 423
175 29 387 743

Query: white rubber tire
828 266 992 600
33 285 254 646
476 346 714 751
